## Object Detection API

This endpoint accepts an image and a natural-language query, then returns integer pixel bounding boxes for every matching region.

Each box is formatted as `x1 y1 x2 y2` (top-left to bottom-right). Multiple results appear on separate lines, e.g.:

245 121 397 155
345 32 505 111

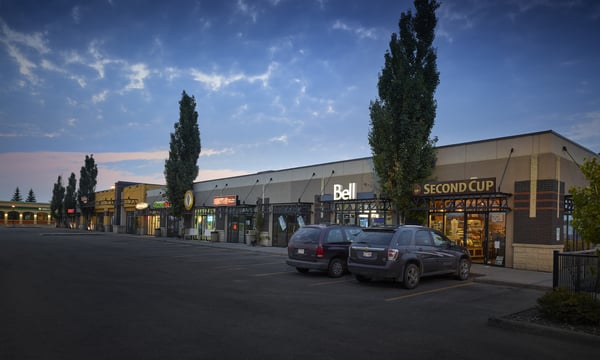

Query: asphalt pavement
154 236 554 290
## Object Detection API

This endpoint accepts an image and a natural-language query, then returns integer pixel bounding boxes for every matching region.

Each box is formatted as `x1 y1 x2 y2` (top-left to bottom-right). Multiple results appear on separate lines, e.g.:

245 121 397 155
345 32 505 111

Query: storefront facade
190 131 597 272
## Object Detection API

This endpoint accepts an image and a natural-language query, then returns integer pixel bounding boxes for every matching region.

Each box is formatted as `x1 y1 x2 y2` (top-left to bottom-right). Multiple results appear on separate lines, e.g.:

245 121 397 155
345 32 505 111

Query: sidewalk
157 237 553 290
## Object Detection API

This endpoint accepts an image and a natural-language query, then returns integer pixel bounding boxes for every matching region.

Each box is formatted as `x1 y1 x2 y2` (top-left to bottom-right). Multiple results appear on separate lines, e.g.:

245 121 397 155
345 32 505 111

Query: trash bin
155 228 161 237
211 231 219 242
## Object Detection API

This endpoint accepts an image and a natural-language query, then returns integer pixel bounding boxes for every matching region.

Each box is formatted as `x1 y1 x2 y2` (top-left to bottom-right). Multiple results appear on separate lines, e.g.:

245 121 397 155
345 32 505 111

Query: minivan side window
292 227 320 243
415 230 433 246
326 228 344 244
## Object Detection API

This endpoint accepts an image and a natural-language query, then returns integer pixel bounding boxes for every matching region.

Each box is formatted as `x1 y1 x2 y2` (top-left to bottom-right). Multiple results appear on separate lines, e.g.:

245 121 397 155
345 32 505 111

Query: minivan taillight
387 248 399 261
316 245 324 258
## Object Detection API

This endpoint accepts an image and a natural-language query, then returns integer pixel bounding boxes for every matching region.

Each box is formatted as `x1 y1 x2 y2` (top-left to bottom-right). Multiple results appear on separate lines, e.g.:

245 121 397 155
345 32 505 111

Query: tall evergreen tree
51 176 65 226
26 188 36 202
65 173 78 225
78 154 98 226
11 187 23 202
164 90 201 219
368 0 440 223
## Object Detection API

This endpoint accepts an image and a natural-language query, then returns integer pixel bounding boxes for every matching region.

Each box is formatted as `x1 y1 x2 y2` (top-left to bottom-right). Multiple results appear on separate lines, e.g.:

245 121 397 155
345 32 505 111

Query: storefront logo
184 190 194 211
414 178 497 196
213 195 238 206
334 182 357 201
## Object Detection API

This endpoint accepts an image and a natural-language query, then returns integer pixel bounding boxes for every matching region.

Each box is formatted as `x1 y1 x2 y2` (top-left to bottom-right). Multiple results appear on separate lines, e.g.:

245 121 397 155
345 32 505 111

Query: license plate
363 251 372 257
297 249 305 255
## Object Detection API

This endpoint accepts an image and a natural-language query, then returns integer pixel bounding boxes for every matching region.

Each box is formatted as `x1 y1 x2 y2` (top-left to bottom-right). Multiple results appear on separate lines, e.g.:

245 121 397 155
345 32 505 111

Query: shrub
537 287 600 325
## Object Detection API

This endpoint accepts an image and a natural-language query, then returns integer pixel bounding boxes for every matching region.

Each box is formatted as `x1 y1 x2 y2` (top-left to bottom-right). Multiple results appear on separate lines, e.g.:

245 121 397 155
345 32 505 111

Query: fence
553 250 600 300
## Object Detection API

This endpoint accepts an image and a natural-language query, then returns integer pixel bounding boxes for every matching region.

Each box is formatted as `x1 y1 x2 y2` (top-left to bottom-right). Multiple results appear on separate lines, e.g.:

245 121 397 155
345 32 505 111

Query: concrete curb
488 315 600 345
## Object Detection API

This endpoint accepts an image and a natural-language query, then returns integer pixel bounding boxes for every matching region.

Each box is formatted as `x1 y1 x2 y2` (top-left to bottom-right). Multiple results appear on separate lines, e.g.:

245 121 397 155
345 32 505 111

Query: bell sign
334 182 357 201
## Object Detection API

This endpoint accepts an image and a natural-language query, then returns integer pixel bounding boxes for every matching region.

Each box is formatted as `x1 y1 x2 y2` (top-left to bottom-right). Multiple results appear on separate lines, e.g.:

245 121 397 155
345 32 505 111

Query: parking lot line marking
253 271 292 277
309 279 352 287
215 261 284 270
384 281 476 302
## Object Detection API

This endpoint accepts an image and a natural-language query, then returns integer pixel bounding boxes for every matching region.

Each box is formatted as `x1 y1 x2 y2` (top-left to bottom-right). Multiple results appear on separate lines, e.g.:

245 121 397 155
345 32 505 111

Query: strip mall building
189 131 597 272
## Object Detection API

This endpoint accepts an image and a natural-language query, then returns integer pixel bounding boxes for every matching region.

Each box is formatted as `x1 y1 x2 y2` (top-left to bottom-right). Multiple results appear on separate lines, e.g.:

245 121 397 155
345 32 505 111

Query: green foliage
78 154 98 222
537 287 600 326
368 0 439 222
569 157 600 245
25 188 36 202
65 173 77 217
164 90 201 218
11 187 23 202
51 175 65 224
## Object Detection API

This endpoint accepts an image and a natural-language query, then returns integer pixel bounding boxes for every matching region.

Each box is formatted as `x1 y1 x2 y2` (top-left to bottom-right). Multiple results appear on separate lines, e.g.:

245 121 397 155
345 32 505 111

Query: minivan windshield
355 230 394 245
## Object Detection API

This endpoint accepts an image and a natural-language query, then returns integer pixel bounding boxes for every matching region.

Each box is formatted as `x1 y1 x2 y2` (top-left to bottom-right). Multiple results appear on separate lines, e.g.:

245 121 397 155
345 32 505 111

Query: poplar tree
51 176 65 225
78 154 98 226
65 173 77 224
368 0 440 223
164 90 201 219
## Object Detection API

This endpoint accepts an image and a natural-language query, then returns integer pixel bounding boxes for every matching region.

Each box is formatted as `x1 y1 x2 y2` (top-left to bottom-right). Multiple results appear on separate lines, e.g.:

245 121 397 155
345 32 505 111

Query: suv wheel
457 258 470 280
328 258 345 278
403 263 420 289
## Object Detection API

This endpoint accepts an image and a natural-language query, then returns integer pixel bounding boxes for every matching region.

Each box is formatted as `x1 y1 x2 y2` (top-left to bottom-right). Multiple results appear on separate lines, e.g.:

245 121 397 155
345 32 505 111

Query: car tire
456 258 470 281
328 258 345 278
296 267 309 274
355 274 371 283
402 263 420 289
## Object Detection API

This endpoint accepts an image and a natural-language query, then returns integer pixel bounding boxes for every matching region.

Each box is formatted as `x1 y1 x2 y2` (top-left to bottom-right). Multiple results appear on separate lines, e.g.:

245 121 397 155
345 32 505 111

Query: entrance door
466 214 485 262
486 212 506 266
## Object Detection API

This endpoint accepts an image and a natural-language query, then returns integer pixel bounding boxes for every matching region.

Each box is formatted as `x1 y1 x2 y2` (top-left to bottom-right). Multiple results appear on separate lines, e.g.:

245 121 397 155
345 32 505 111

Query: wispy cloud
332 20 377 40
190 62 277 91
123 63 151 91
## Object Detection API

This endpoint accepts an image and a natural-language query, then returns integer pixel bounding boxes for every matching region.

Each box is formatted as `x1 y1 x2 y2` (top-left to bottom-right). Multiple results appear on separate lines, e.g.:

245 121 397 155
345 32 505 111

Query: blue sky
1 0 599 202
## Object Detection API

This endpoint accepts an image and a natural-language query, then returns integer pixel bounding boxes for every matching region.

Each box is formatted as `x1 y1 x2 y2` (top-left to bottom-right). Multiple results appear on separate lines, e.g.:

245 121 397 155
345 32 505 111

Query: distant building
0 201 53 226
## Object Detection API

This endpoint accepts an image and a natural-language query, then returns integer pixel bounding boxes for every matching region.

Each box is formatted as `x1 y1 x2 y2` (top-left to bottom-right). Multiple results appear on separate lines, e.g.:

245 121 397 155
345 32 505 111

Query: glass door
486 212 506 266
466 214 485 263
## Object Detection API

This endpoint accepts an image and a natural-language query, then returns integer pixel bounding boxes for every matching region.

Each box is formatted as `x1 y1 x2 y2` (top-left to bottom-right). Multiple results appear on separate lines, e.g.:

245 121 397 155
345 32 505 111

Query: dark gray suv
347 225 471 289
286 224 362 278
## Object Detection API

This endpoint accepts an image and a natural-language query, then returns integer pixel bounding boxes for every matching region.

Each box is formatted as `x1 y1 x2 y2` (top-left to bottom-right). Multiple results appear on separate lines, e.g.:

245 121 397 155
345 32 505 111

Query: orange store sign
213 195 238 206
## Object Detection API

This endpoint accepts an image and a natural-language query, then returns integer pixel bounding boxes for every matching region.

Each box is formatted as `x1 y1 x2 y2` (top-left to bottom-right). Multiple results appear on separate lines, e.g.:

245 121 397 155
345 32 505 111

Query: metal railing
553 250 600 300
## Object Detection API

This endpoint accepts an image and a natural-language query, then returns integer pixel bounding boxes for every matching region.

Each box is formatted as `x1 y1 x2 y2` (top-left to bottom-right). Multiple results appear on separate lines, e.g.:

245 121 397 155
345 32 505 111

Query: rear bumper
286 258 329 271
347 262 402 280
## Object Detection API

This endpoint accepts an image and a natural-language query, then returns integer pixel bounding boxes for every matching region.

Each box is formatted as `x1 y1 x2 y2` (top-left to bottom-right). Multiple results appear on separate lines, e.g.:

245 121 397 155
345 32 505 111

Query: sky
1 0 599 203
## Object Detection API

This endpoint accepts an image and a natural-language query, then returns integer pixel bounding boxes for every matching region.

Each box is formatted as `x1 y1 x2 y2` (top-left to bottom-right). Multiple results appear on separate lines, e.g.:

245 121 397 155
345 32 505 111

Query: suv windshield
355 229 394 245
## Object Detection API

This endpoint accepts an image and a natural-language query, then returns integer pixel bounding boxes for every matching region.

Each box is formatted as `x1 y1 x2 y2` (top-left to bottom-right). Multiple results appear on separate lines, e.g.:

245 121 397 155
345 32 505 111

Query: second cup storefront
413 178 511 266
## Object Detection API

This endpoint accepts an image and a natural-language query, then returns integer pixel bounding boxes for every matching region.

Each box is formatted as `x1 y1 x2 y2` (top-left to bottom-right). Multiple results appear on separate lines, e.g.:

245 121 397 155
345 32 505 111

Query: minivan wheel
403 263 420 289
457 258 470 280
328 258 345 278
296 267 309 274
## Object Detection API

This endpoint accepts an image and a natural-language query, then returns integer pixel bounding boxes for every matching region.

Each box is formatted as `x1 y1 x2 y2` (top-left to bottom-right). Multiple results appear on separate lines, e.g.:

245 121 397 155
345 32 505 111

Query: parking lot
1 227 596 359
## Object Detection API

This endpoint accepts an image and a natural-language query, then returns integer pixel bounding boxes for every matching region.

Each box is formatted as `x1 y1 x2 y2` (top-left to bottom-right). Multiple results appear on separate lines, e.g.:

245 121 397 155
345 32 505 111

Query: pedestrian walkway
156 237 554 291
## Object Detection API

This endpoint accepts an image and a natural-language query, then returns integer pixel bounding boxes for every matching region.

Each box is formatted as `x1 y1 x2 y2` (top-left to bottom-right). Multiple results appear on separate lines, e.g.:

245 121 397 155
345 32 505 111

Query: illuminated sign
213 195 238 206
413 178 496 196
152 201 171 208
136 202 149 210
334 183 357 201
184 190 194 211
